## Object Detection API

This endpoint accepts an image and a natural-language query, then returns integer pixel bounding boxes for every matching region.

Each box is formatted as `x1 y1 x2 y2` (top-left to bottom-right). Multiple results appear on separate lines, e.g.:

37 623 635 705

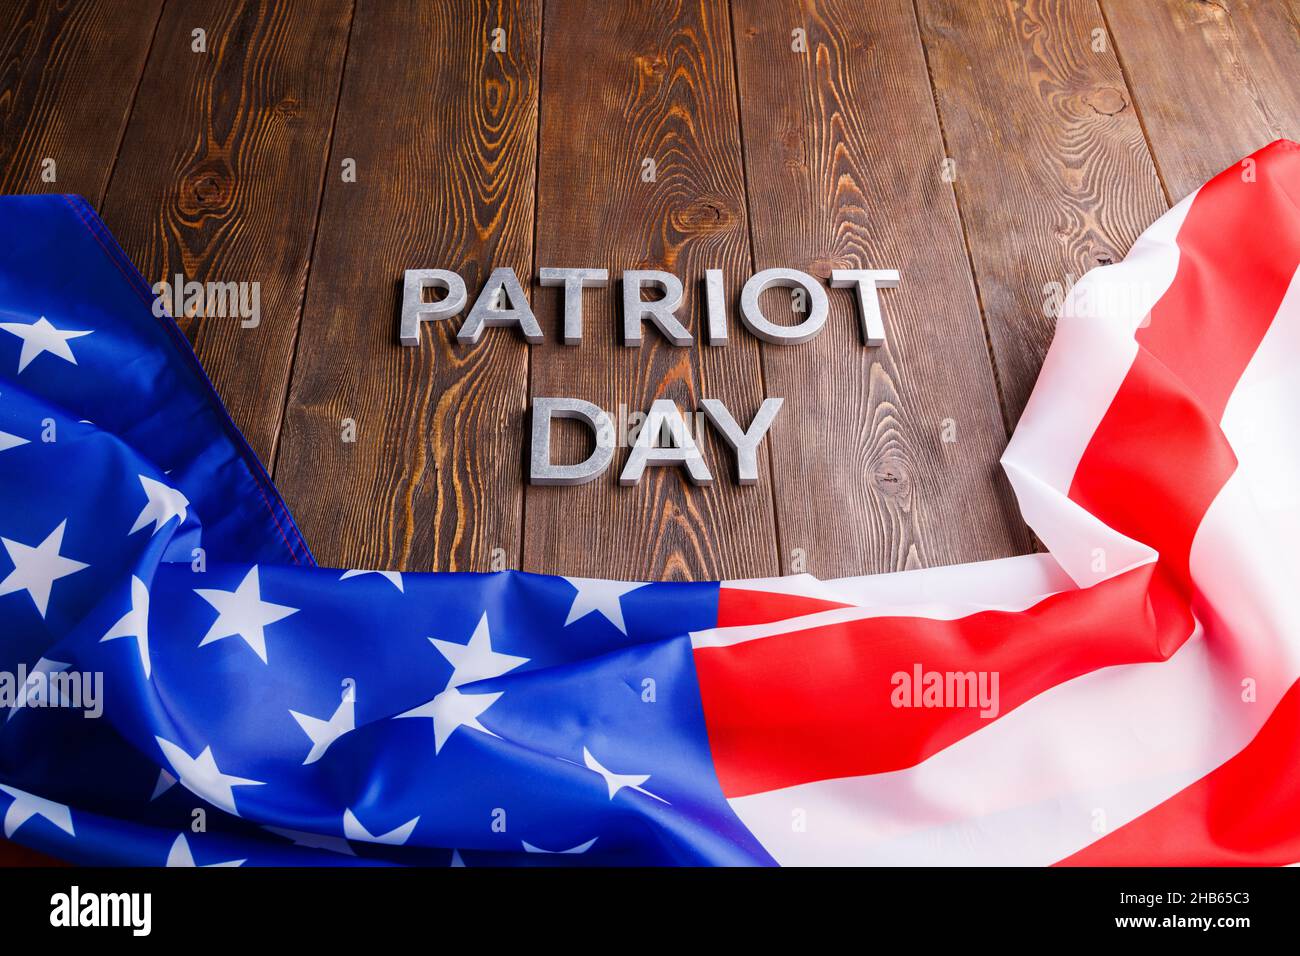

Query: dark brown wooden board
98 0 352 467
917 0 1168 425
3 0 1297 869
523 0 780 581
274 0 541 573
732 0 1032 577
1102 0 1300 201
0 0 161 203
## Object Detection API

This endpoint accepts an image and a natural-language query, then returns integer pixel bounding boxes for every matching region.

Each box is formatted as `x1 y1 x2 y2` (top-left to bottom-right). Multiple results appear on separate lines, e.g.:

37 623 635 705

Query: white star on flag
562 577 649 634
522 837 598 854
0 784 74 838
396 684 502 754
0 519 89 617
6 657 70 720
0 430 27 452
101 575 151 678
432 612 528 688
154 736 264 817
129 474 189 536
166 833 244 867
582 746 669 804
342 808 419 845
339 568 404 592
289 689 355 765
194 565 298 663
0 316 92 373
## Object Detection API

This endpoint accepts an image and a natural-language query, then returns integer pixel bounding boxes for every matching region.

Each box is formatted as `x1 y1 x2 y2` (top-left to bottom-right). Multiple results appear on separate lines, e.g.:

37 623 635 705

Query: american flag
0 140 1297 866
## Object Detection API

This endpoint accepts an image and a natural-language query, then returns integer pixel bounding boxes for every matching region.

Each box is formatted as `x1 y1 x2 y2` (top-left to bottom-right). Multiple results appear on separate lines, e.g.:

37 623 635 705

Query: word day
531 396 782 487
400 265 900 347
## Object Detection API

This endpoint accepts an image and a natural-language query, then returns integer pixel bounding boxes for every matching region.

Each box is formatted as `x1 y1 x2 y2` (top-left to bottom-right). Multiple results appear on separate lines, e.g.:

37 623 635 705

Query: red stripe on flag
1059 141 1300 863
1137 146 1300 426
1059 676 1300 866
699 566 1160 798
717 587 851 628
1070 140 1300 611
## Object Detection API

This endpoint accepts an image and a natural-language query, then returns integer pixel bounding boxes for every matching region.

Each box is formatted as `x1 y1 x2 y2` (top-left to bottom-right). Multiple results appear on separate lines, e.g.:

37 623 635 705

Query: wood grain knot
181 164 232 213
634 53 668 78
273 95 302 119
808 256 853 280
484 78 505 114
675 198 734 231
872 459 912 499
1084 87 1128 116
1188 0 1229 24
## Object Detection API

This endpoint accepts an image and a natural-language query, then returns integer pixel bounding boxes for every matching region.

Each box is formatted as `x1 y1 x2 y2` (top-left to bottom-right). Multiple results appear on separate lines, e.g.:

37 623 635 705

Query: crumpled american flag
0 141 1297 866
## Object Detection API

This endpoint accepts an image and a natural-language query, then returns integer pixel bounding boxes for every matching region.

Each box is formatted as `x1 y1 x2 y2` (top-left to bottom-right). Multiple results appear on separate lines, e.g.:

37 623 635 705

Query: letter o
738 268 828 344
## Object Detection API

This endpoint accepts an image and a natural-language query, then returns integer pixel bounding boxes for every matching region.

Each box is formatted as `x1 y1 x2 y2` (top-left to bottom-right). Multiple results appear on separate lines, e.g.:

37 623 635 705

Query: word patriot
400 265 900 348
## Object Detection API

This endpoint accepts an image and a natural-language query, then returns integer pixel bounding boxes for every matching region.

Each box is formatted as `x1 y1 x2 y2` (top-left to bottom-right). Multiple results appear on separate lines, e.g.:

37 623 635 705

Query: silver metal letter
539 267 609 344
700 397 783 485
622 271 692 346
738 268 828 344
831 269 900 346
619 399 712 485
530 397 615 486
400 269 467 346
458 267 543 345
704 268 728 345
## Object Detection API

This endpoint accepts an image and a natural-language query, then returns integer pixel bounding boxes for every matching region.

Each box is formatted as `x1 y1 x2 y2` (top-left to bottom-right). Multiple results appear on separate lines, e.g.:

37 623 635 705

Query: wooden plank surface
523 0 779 581
918 0 1167 425
732 0 1032 577
2 0 1297 868
98 0 352 467
274 0 541 572
1102 0 1300 200
0 0 161 203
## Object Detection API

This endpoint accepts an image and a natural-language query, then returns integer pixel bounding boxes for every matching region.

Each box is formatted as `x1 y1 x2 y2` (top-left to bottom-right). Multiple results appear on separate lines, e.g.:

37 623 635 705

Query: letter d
530 398 615 486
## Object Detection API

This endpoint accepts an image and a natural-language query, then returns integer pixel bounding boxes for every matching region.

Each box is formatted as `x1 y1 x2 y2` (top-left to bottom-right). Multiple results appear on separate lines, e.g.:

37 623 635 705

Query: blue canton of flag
0 195 772 866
